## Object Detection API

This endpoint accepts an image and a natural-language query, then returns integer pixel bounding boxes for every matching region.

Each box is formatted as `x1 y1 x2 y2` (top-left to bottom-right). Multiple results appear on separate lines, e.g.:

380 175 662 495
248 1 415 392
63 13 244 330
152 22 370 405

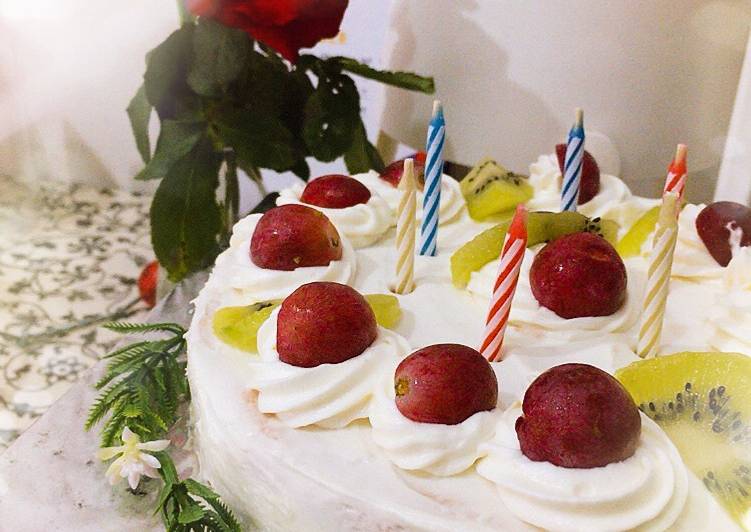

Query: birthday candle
560 108 585 212
393 159 417 295
637 192 680 358
479 204 528 362
419 100 445 256
663 144 688 201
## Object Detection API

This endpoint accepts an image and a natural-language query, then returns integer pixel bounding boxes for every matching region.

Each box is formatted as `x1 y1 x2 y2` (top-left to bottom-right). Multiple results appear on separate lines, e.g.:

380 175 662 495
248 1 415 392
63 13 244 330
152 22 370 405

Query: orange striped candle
663 144 687 201
480 205 528 362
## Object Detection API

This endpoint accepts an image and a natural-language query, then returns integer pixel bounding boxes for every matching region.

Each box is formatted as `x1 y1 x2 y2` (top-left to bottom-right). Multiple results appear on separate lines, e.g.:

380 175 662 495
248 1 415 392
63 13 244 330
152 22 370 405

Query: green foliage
154 453 242 532
345 119 385 174
144 25 196 119
250 192 280 215
137 120 207 181
188 19 250 97
150 137 223 282
126 85 152 163
334 56 436 93
87 323 242 531
132 18 434 283
214 106 297 172
85 322 188 447
303 70 360 162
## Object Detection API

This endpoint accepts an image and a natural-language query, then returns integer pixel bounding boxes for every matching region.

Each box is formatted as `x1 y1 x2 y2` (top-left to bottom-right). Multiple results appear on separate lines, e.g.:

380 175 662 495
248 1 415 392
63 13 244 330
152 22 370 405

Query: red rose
187 0 348 62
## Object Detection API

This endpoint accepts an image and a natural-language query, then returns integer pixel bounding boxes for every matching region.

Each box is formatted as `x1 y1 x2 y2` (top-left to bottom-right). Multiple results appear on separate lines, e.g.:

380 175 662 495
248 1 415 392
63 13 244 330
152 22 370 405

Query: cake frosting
276 182 393 248
251 309 411 429
526 154 659 236
369 368 499 476
477 409 689 531
353 170 466 226
467 247 646 344
215 213 356 302
187 157 742 531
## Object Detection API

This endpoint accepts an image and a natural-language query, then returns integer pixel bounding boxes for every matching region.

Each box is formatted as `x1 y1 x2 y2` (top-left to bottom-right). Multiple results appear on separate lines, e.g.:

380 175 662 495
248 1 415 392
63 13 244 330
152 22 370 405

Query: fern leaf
100 409 127 447
184 479 241 531
96 346 157 388
85 378 132 430
104 322 185 335
101 340 151 360
122 402 144 418
155 451 179 485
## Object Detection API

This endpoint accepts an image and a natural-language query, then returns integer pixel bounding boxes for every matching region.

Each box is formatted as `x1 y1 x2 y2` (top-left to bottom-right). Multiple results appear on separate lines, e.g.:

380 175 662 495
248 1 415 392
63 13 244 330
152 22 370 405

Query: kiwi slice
213 294 402 353
616 352 751 525
616 206 660 258
213 300 282 353
364 294 402 329
460 158 534 220
450 211 619 287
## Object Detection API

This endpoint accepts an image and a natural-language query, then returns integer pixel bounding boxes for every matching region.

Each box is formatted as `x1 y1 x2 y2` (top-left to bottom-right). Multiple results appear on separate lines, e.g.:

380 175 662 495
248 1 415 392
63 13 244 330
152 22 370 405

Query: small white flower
97 427 170 490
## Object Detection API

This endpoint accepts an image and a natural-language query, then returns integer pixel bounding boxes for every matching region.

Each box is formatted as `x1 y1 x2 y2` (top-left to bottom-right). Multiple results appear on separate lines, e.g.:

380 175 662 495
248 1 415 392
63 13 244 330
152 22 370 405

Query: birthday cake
186 142 751 530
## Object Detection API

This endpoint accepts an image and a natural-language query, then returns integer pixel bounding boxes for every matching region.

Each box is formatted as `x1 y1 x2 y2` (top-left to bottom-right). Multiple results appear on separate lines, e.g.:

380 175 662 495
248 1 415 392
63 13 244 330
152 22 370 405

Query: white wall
0 0 393 207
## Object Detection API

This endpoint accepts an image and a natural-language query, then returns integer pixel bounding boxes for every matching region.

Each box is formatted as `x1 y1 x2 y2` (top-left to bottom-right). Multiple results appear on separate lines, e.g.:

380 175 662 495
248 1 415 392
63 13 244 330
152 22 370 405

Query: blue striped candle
560 108 585 212
419 100 445 256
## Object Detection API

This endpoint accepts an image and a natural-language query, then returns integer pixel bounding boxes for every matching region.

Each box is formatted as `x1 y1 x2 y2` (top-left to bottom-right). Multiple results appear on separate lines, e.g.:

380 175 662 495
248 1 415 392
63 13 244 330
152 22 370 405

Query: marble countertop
0 275 206 531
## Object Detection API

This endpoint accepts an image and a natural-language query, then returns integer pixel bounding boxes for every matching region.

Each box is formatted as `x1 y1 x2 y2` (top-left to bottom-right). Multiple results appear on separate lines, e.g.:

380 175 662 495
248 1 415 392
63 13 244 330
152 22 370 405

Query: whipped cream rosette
249 308 411 429
467 247 645 343
353 170 466 227
213 213 356 302
276 182 393 248
478 407 691 531
369 369 499 476
526 154 658 235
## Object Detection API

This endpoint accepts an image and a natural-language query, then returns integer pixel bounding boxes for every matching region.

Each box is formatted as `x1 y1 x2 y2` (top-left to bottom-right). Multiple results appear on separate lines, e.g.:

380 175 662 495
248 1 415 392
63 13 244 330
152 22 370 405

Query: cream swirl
477 408 689 532
250 309 410 429
353 170 465 226
276 183 393 248
666 203 726 281
526 154 658 235
215 214 356 302
709 246 751 354
369 370 499 476
466 247 645 342
710 291 751 354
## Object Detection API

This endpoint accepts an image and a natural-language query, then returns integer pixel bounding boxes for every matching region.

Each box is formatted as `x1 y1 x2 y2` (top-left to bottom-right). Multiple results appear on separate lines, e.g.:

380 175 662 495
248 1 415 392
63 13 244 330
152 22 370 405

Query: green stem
245 164 268 198
223 150 240 244
176 0 193 26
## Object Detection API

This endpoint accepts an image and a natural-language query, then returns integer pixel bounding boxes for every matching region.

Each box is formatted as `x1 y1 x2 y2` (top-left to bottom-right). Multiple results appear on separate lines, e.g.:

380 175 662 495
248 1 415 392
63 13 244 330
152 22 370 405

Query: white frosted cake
187 153 749 531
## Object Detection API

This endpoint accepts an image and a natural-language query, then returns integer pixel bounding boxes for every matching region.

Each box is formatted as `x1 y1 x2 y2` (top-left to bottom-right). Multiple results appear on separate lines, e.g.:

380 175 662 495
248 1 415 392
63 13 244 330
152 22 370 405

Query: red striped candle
663 144 687 200
479 205 528 362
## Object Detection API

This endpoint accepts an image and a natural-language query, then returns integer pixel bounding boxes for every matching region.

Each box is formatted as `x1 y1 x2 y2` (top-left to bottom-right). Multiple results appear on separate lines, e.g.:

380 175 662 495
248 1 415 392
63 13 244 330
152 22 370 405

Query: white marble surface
0 276 206 531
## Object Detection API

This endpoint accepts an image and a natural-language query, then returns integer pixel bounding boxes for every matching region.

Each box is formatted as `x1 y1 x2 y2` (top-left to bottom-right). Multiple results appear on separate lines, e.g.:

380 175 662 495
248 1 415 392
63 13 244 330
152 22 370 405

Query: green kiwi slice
460 158 534 220
450 211 619 287
213 295 402 353
616 352 751 526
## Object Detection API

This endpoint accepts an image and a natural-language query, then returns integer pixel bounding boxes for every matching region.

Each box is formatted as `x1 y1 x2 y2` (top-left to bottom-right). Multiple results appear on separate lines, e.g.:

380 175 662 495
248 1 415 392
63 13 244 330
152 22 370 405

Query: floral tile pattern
0 176 153 451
